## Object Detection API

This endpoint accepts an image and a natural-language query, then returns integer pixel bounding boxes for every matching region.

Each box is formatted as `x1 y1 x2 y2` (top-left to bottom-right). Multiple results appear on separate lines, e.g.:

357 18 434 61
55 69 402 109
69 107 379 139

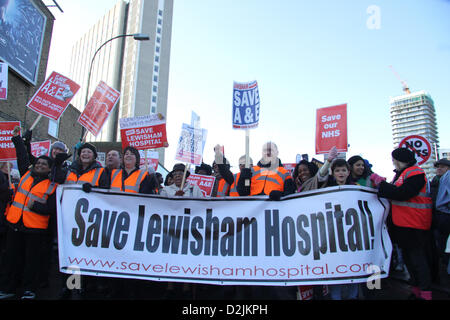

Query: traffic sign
398 135 432 165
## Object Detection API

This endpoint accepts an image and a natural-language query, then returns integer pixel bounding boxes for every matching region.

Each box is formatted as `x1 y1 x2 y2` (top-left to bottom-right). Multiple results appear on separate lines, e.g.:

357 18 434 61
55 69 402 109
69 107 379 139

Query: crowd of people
0 126 448 300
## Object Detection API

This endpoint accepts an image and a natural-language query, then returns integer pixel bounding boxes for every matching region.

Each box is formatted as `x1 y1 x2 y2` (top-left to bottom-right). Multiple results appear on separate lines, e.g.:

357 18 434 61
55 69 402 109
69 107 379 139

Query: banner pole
180 163 189 191
29 114 43 131
145 149 148 171
245 129 250 186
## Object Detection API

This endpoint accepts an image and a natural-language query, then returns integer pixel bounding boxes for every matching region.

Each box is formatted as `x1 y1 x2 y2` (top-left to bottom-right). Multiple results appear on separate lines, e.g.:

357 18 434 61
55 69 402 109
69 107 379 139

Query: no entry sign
398 135 432 165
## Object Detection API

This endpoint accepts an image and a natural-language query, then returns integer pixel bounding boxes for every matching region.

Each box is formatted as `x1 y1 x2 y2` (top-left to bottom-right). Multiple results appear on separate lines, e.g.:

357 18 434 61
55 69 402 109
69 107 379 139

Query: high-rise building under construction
389 90 439 177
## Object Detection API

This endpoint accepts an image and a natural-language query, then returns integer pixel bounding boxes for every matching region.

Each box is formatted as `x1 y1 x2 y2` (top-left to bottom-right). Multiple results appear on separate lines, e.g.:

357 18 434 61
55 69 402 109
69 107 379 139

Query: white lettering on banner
56 185 392 286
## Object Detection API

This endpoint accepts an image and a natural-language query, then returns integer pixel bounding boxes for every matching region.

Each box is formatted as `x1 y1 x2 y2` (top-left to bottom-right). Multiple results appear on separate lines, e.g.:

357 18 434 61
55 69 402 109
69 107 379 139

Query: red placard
398 135 432 166
30 140 51 158
315 103 348 154
120 114 168 151
186 174 216 197
0 121 20 161
78 81 120 137
27 72 80 121
283 163 297 177
138 150 159 171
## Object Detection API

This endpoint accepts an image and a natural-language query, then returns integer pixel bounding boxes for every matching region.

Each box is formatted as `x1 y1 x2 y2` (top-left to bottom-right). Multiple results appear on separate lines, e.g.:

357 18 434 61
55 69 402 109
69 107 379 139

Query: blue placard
232 80 260 129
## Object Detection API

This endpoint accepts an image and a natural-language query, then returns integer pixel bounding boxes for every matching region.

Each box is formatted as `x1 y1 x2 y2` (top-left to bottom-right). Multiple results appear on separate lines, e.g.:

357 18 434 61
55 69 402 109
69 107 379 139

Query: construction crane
389 65 411 94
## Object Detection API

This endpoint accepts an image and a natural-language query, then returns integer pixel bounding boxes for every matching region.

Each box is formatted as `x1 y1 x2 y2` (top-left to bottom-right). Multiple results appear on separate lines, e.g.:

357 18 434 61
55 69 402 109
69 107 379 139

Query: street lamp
74 33 150 159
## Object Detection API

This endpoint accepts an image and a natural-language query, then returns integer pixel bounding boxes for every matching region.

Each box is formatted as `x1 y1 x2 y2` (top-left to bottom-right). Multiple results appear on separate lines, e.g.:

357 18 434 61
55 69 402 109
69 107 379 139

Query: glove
23 129 33 144
82 183 92 193
54 152 71 167
269 190 283 201
370 173 386 187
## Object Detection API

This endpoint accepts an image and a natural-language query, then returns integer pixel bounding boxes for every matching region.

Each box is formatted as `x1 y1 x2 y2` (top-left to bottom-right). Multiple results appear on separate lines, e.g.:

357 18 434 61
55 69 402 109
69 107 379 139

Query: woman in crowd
376 147 434 300
0 150 57 300
63 142 109 189
348 155 385 188
110 146 157 194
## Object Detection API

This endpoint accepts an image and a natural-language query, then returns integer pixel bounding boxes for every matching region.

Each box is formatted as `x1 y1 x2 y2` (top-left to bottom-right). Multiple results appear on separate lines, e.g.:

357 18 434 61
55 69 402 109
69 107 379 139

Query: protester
376 147 434 300
0 151 57 300
348 155 385 188
236 141 297 299
195 162 212 176
326 158 360 300
0 162 14 265
226 155 253 197
63 142 109 189
160 163 203 198
110 146 157 194
164 172 174 187
160 163 203 299
155 172 164 194
430 158 450 284
104 149 122 173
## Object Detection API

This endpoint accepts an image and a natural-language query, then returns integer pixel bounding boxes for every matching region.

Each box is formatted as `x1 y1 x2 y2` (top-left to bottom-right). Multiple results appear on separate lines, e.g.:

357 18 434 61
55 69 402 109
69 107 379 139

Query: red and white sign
27 71 80 121
31 140 51 158
283 163 297 177
78 81 120 137
120 114 168 151
0 62 8 100
398 135 432 165
138 150 159 171
0 121 20 161
315 103 347 154
186 174 216 197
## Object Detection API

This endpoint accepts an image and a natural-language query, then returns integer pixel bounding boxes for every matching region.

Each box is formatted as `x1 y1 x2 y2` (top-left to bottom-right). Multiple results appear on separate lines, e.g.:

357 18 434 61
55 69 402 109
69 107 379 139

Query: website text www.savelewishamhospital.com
66 257 377 282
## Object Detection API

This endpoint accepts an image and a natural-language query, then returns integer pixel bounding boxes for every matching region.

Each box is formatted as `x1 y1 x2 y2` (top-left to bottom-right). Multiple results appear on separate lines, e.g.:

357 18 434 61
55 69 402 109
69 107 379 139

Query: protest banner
0 121 20 161
30 140 51 158
139 150 159 171
27 71 80 121
57 185 392 286
186 173 216 197
78 81 120 137
315 104 348 154
232 80 260 129
175 123 206 166
283 163 297 177
398 135 432 166
120 114 168 151
0 62 8 100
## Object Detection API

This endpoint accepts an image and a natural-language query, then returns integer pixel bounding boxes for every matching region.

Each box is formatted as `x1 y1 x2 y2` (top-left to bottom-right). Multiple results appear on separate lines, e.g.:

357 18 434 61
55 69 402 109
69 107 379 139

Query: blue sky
46 0 450 178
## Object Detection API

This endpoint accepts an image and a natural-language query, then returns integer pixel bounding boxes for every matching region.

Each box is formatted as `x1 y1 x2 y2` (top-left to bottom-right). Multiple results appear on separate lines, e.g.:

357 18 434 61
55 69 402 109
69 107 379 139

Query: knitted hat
78 142 98 159
50 141 68 154
392 148 416 165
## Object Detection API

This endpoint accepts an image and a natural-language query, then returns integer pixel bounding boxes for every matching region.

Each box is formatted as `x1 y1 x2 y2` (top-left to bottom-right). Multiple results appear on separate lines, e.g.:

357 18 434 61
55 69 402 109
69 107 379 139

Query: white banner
56 185 392 286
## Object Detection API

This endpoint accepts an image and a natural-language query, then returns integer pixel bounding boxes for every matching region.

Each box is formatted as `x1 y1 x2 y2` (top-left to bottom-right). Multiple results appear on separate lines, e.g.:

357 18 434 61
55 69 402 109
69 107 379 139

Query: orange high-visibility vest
392 166 432 230
250 165 292 196
215 178 230 197
65 167 104 186
228 172 240 197
6 171 57 229
110 169 148 193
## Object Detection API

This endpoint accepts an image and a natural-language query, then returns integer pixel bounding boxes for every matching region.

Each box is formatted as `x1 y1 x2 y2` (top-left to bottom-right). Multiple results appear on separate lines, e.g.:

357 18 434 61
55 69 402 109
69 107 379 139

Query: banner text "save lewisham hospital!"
57 185 392 286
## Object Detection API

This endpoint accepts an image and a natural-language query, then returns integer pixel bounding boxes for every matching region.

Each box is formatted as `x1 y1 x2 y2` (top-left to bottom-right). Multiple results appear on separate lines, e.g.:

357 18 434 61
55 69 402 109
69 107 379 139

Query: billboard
0 0 47 85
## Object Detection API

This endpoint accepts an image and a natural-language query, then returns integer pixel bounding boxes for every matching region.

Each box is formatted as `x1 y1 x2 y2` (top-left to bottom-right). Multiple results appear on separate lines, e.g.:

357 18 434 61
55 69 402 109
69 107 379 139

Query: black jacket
65 160 110 188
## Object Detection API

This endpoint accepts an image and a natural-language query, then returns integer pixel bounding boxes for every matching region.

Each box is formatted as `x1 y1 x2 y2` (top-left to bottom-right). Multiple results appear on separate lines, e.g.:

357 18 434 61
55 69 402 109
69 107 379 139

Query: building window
155 55 159 63
151 106 156 113
48 119 59 138
159 10 163 16
152 95 157 103
157 27 161 34
153 85 157 92
156 37 161 43
156 46 160 53
153 75 158 82
154 65 159 73
158 18 162 25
